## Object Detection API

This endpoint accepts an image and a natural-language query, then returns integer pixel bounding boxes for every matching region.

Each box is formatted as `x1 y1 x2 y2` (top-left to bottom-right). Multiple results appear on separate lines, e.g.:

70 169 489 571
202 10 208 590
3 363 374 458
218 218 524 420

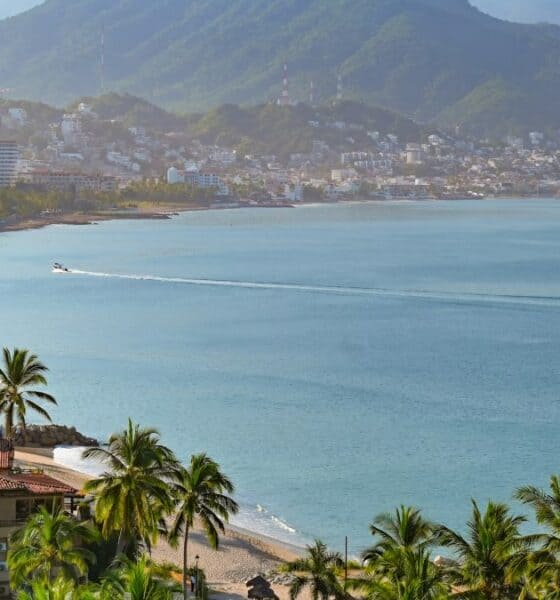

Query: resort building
24 170 118 193
0 141 18 187
0 439 78 597
168 167 230 196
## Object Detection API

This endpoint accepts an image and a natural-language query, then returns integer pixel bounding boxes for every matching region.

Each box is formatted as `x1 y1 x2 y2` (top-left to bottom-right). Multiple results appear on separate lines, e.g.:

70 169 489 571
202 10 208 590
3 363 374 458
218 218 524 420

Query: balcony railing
0 519 26 528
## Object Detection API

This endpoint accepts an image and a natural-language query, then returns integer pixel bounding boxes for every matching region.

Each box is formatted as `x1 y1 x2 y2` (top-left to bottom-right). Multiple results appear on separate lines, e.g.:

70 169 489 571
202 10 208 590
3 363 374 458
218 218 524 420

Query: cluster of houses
4 99 560 202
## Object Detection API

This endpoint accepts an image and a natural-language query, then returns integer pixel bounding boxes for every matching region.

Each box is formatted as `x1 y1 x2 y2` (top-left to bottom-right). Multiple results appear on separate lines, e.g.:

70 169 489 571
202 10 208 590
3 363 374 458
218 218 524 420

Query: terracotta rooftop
0 472 77 496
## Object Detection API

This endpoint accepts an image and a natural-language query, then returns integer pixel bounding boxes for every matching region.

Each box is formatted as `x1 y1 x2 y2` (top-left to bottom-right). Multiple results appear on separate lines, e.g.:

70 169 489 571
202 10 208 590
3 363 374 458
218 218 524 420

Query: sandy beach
14 449 304 599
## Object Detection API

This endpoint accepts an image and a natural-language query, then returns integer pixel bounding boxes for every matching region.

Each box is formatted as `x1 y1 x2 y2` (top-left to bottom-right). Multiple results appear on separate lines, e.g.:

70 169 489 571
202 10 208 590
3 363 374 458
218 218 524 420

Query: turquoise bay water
1 199 560 554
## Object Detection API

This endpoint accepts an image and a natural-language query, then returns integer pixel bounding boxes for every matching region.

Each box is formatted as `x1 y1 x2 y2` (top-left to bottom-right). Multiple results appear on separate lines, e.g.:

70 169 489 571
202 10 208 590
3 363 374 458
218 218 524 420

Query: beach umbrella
247 585 279 600
246 576 270 588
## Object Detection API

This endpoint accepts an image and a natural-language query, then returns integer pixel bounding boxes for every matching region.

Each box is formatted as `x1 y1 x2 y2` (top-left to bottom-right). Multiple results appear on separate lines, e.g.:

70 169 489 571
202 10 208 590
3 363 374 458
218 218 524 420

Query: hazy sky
471 0 560 24
1 0 559 25
0 0 42 19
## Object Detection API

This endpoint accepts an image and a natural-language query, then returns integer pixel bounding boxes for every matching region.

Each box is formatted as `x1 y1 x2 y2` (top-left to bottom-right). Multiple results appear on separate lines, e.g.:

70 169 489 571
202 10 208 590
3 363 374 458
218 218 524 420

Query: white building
77 103 96 117
168 167 229 196
284 182 303 202
0 141 18 187
167 167 184 185
107 151 139 172
331 168 357 183
209 149 236 165
184 160 199 172
529 131 544 146
61 114 83 146
406 143 423 165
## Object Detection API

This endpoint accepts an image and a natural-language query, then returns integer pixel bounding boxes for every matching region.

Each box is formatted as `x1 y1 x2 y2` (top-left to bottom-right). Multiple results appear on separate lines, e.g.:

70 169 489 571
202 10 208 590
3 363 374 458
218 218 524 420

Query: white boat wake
62 269 560 307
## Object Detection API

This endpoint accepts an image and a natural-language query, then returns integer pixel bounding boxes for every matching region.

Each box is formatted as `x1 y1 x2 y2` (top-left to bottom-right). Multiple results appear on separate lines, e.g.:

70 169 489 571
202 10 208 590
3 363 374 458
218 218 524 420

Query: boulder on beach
14 424 99 448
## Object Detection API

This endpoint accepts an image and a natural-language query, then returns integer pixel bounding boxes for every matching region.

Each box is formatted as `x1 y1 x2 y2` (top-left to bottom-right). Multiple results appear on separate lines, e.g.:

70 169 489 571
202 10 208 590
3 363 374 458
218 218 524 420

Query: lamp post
344 536 348 587
195 554 200 599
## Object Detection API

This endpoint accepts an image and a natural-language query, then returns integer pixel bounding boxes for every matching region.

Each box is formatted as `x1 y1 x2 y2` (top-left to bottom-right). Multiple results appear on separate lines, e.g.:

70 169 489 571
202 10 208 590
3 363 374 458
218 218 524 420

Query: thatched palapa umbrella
246 576 279 600
248 585 279 600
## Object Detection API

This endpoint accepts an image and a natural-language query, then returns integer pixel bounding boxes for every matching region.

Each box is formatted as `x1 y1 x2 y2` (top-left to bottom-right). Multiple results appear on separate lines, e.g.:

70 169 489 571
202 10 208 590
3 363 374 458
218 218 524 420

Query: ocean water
1 199 560 555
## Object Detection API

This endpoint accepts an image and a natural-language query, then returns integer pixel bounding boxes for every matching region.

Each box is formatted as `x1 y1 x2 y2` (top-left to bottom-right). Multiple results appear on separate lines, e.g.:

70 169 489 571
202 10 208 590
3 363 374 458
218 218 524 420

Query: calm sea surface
1 199 560 554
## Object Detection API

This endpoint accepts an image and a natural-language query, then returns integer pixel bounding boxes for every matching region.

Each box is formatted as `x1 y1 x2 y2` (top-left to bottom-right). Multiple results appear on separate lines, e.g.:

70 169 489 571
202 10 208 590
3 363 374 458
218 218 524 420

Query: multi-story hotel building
0 142 18 187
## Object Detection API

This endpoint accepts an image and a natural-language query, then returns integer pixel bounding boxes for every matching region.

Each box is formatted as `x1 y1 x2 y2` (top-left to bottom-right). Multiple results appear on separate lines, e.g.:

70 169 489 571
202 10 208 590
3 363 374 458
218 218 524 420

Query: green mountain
1 0 560 136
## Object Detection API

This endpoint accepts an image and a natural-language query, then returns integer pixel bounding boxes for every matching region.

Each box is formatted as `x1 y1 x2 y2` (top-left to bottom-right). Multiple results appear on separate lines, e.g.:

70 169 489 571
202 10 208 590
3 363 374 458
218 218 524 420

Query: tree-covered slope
1 0 560 135
185 100 421 157
2 92 421 158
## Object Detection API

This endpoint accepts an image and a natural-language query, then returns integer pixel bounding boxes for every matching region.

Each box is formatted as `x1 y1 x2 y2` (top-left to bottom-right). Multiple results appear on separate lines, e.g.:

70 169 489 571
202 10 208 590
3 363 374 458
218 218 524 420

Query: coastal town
2 94 560 225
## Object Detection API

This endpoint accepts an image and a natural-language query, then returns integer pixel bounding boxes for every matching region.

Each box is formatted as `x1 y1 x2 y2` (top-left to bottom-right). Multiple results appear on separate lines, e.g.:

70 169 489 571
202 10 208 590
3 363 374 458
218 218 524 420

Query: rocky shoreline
14 424 99 448
0 209 174 234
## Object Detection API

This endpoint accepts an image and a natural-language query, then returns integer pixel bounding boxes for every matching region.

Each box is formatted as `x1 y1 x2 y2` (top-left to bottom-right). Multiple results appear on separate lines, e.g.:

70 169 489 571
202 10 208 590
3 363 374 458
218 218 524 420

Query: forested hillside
1 0 560 135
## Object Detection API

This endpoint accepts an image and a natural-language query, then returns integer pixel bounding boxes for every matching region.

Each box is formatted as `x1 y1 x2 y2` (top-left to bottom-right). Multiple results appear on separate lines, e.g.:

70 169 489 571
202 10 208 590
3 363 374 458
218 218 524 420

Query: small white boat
52 262 71 274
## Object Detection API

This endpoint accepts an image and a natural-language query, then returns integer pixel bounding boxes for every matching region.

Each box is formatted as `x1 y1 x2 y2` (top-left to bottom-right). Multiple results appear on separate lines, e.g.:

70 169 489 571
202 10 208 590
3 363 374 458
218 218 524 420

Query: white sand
14 450 306 599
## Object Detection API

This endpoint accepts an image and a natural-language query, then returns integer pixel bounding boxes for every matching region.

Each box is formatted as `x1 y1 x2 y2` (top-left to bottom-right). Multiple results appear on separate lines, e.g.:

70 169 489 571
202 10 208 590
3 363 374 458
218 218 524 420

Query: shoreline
0 199 293 235
2 196 554 236
13 448 304 591
0 207 178 234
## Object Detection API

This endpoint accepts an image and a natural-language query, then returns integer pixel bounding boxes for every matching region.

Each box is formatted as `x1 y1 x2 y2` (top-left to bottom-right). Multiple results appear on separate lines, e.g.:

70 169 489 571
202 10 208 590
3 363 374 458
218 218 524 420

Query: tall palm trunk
4 406 13 439
116 528 128 557
183 524 190 600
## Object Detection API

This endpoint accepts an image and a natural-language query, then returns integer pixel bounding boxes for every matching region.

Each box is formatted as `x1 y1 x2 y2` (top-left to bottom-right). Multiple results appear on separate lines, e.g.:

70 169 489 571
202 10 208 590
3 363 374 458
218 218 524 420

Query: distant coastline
0 200 297 234
2 195 552 236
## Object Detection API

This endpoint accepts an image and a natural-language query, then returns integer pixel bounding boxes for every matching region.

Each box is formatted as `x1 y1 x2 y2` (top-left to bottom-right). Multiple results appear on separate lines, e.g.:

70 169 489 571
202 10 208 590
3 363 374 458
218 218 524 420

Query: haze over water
1 199 559 555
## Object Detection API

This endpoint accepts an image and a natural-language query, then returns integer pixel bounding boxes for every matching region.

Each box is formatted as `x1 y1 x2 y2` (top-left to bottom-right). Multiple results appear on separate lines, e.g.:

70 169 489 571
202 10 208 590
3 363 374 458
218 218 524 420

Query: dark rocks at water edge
14 424 99 448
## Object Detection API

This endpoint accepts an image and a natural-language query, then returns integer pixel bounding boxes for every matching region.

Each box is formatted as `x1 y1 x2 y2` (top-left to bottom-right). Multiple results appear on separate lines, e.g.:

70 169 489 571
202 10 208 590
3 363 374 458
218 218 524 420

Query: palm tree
362 506 435 566
516 475 560 554
168 453 239 600
8 505 98 588
83 419 178 557
101 555 180 600
0 348 57 439
283 540 346 600
434 500 532 600
17 577 100 600
515 475 560 597
349 548 450 600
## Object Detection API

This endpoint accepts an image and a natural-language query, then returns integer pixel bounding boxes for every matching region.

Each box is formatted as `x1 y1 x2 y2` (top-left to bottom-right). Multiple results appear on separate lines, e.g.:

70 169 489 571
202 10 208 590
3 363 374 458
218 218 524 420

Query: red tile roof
0 472 76 496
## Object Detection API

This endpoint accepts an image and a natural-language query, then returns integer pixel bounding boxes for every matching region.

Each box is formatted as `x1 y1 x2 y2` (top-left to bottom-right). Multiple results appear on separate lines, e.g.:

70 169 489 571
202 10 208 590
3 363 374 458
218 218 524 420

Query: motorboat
52 262 71 273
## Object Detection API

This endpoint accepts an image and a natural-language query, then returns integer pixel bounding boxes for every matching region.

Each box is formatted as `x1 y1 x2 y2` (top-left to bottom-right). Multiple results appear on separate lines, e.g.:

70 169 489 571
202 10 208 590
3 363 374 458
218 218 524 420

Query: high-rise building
0 141 18 187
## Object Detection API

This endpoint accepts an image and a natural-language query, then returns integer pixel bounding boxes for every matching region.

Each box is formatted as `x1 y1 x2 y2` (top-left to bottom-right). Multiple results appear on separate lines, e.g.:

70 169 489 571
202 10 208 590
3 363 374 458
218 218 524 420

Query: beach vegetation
0 347 57 439
283 539 346 600
168 453 239 600
7 505 98 587
361 506 436 567
348 547 449 600
82 419 178 557
433 500 532 599
0 188 76 222
100 555 181 599
15 575 100 600
7 408 560 600
515 475 560 597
